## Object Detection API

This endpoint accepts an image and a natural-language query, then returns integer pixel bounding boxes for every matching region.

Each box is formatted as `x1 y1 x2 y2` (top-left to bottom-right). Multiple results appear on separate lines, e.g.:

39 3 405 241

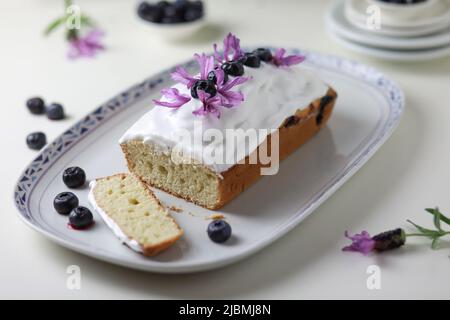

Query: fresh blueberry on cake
88 173 183 256
119 33 337 210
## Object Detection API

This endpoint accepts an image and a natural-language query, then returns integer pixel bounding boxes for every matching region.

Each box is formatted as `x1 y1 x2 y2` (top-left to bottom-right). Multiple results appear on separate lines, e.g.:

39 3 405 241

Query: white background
1 0 450 299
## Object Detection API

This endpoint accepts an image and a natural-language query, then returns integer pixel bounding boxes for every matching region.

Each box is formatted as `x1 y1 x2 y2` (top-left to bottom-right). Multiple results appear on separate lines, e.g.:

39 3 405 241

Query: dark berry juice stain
67 221 95 231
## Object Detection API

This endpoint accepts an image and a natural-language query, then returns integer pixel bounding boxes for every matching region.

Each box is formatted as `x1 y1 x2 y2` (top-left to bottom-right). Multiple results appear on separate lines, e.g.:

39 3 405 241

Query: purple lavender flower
214 68 248 108
164 52 249 117
343 228 406 255
213 33 244 64
342 231 376 255
170 53 214 88
192 91 222 118
67 29 105 59
271 48 305 67
153 88 191 108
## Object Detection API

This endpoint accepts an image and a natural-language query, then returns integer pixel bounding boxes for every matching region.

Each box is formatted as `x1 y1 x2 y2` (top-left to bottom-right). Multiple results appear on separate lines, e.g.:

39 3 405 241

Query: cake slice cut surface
88 173 183 256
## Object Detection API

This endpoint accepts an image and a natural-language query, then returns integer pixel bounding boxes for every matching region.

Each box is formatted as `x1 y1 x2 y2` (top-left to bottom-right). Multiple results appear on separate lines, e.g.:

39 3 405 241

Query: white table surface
1 0 450 299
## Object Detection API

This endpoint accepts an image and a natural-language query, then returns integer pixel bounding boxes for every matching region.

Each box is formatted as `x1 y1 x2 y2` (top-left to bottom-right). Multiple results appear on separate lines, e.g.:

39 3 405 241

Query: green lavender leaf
433 208 442 231
431 237 440 250
44 16 66 36
426 208 450 226
65 0 73 8
407 220 439 237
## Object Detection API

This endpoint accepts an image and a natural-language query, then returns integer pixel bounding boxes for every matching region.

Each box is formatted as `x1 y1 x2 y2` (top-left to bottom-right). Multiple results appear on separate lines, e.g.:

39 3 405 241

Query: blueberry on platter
207 219 232 243
26 97 45 115
69 206 94 230
63 167 86 188
54 192 79 215
26 132 47 150
137 0 204 24
46 103 65 120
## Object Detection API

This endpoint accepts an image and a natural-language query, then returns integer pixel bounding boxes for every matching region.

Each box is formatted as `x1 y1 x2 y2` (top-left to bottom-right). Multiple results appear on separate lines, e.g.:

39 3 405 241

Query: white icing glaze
119 63 328 173
88 180 143 253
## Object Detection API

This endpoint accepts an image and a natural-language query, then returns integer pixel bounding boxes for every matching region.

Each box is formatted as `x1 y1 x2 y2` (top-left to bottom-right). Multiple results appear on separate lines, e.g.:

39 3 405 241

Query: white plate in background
329 30 450 61
327 0 450 50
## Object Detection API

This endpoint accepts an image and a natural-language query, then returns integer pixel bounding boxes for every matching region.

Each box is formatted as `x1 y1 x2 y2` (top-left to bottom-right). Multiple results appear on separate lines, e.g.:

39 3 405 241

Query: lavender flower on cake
155 52 249 118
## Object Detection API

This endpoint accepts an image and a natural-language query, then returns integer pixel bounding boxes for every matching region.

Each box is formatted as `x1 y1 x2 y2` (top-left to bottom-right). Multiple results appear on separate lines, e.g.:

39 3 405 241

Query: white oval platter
13 48 404 273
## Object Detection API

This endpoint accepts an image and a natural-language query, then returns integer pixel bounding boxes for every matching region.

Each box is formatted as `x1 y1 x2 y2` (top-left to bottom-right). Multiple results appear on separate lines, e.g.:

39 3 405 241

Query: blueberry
53 192 79 215
156 0 170 9
26 97 45 115
69 206 94 229
46 103 65 120
161 16 182 24
207 70 228 84
26 132 46 150
221 60 244 77
137 2 164 23
190 0 204 14
240 53 260 68
184 7 203 22
191 80 217 99
63 166 86 188
174 0 189 12
163 4 184 22
207 220 232 243
253 48 272 62
137 2 152 17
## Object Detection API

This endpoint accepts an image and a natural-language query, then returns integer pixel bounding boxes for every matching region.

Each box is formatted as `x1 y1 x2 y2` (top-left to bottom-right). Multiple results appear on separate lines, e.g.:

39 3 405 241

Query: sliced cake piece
88 173 183 256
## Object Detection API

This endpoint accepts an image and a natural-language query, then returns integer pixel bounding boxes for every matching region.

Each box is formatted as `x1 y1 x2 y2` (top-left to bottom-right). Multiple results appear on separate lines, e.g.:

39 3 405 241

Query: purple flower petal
170 66 197 88
213 43 222 63
153 88 191 108
220 75 250 92
67 29 105 59
342 231 376 255
272 48 305 67
194 53 215 80
223 33 243 61
192 91 222 118
215 74 250 109
214 68 225 86
219 90 244 108
84 29 105 43
214 33 244 64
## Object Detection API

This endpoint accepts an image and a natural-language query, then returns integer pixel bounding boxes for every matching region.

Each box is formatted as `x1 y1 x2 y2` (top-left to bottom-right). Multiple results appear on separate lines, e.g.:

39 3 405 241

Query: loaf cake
88 173 183 256
119 34 337 210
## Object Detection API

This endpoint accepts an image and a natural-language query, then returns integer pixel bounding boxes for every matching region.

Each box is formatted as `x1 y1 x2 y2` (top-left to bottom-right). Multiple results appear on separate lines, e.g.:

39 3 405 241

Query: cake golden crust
215 87 337 209
91 173 183 257
121 87 337 210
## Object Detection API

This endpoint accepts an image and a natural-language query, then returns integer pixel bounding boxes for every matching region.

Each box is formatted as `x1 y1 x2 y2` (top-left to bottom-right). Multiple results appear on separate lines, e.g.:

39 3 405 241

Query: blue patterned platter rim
13 48 404 272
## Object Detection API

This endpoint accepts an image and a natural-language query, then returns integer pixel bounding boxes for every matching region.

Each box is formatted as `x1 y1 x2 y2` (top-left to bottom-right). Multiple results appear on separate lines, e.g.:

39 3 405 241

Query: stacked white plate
326 0 450 61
